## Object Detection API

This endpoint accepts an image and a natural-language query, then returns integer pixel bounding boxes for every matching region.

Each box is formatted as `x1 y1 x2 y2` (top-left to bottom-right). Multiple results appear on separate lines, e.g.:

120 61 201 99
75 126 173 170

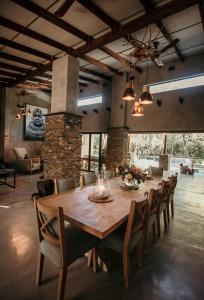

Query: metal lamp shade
122 82 136 100
140 85 153 104
131 102 144 116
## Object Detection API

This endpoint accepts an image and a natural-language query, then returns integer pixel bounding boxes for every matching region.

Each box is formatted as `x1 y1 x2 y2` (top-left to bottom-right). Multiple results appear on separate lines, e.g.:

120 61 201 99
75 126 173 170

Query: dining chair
35 200 97 300
167 174 178 222
144 187 161 254
83 172 97 187
150 166 163 176
101 196 148 288
56 177 76 193
157 180 170 237
104 170 115 179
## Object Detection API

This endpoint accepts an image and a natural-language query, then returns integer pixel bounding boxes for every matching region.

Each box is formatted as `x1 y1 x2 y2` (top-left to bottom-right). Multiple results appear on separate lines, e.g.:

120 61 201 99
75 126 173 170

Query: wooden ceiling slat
27 78 51 85
55 0 76 17
79 75 99 84
0 16 70 53
155 20 185 62
12 0 92 42
0 62 29 73
0 37 52 61
80 54 122 76
38 73 52 80
78 0 119 29
138 0 184 62
0 52 42 67
100 45 142 73
0 70 19 78
0 77 10 82
79 67 111 81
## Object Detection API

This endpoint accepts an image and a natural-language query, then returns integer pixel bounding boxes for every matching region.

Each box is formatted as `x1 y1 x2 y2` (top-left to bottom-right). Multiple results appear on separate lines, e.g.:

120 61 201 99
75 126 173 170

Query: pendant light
131 101 144 117
122 73 136 101
140 59 153 105
140 85 153 104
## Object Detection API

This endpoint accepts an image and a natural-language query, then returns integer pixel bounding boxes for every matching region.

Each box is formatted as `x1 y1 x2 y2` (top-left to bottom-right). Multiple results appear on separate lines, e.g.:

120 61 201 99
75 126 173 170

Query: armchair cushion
13 148 27 159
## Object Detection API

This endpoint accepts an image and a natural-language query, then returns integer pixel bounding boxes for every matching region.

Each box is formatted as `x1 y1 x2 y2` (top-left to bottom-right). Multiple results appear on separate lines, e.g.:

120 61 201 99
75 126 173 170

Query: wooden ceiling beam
0 70 19 78
199 0 204 31
73 0 199 56
79 75 99 84
37 73 52 80
80 54 122 76
7 62 52 87
17 82 51 90
155 20 184 62
55 0 76 17
0 37 52 61
78 0 119 29
100 45 142 73
0 16 70 53
12 0 92 42
27 78 51 86
0 62 29 74
79 67 111 81
0 51 43 68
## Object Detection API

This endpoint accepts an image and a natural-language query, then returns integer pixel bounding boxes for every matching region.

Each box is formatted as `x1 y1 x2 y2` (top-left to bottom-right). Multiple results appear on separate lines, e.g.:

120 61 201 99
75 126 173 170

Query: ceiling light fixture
131 101 144 117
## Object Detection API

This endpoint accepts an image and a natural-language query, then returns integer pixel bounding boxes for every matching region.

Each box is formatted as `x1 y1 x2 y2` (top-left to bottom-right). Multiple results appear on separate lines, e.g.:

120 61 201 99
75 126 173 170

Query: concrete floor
0 173 204 300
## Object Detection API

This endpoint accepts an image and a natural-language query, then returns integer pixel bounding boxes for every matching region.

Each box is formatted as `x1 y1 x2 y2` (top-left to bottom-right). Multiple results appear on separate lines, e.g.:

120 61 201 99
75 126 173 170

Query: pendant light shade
131 101 144 117
140 85 153 104
122 82 136 101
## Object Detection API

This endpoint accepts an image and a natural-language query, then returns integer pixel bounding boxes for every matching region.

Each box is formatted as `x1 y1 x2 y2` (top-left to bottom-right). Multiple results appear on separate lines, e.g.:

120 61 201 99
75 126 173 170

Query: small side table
0 169 16 188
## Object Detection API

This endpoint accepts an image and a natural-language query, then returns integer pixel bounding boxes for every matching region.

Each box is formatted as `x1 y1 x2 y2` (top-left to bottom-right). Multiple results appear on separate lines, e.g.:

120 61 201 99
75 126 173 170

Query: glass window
78 95 102 107
149 74 204 94
81 133 108 172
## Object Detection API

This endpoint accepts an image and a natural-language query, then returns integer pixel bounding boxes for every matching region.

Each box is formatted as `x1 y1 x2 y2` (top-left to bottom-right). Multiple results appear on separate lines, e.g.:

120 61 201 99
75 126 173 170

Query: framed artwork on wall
24 104 48 141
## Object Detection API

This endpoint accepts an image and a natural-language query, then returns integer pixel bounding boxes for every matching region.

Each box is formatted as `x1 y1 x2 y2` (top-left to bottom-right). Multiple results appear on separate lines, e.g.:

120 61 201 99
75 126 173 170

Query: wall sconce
106 107 111 112
93 109 98 114
179 96 184 104
120 104 123 109
157 99 162 107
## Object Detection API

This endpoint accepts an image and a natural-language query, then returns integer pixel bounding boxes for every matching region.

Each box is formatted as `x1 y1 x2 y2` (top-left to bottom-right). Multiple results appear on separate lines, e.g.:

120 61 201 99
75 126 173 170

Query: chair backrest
169 174 178 194
159 179 171 205
37 179 55 197
83 172 97 186
150 166 163 176
146 188 161 219
124 195 148 253
13 147 27 159
35 200 65 266
104 170 114 179
56 177 76 193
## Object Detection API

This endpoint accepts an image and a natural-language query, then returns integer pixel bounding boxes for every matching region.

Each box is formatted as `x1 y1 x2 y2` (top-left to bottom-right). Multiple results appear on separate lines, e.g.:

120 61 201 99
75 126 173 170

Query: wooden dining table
40 176 163 239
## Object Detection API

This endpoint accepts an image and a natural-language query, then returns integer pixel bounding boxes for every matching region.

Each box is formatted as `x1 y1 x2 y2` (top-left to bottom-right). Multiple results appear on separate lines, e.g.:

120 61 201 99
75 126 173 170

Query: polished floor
0 173 204 300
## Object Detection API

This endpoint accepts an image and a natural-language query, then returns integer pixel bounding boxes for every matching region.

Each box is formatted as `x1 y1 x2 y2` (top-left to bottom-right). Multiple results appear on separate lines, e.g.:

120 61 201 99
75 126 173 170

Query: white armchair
13 147 41 174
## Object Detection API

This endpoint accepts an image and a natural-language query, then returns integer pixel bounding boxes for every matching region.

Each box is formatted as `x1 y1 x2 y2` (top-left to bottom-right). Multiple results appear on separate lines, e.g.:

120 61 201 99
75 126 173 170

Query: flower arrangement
116 163 147 184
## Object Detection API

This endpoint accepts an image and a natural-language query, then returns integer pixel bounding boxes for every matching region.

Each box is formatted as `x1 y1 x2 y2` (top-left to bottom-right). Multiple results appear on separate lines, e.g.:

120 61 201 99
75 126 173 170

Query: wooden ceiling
0 0 203 91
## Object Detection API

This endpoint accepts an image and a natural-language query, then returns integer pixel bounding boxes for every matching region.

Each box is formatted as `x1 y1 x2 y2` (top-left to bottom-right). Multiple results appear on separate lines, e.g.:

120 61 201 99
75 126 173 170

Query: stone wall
106 127 129 170
42 112 82 183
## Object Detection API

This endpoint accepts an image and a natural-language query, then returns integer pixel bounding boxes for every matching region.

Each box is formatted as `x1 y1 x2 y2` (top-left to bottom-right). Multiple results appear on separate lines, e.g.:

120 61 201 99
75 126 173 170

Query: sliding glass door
81 133 107 172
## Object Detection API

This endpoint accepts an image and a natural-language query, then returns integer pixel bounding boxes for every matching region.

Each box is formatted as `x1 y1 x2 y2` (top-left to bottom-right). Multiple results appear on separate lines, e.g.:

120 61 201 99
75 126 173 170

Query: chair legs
57 268 67 300
163 210 168 230
166 204 170 224
157 215 161 237
137 240 143 268
36 252 44 286
152 222 157 242
123 253 129 289
171 200 174 217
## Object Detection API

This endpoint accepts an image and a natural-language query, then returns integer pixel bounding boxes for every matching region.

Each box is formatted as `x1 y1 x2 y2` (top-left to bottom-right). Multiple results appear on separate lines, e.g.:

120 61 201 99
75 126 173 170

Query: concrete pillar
159 154 170 171
51 54 79 114
43 54 82 182
106 127 129 170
